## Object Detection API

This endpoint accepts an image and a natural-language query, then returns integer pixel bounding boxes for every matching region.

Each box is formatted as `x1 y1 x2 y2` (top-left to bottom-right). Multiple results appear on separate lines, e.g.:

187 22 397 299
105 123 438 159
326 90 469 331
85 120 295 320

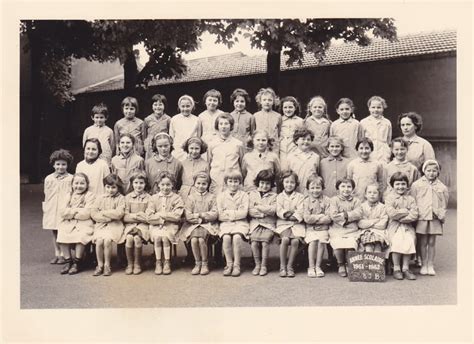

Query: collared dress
330 117 364 160
275 191 305 239
346 158 384 200
91 193 126 244
241 150 280 192
42 172 73 230
82 124 115 165
56 191 96 245
114 117 146 156
385 192 419 254
169 113 201 162
383 159 420 199
411 176 449 235
360 115 392 164
320 155 349 197
143 113 171 160
287 148 320 194
248 190 277 243
179 157 210 198
253 110 282 153
123 191 152 242
208 135 245 194
304 116 331 158
216 189 249 238
328 195 362 250
279 115 304 170
230 109 255 149
145 154 183 194
303 194 331 244
111 152 145 192
146 191 184 244
76 159 110 196
198 109 225 146
358 201 389 248
404 134 436 170
179 189 219 241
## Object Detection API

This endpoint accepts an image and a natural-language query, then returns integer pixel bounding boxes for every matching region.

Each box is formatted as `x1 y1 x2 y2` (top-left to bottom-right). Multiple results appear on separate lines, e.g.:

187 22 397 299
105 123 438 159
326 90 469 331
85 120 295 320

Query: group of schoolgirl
42 86 448 281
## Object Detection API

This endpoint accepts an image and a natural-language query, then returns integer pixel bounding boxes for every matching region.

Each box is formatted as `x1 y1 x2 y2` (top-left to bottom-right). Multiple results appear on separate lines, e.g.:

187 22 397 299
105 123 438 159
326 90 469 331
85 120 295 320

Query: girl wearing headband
411 160 449 276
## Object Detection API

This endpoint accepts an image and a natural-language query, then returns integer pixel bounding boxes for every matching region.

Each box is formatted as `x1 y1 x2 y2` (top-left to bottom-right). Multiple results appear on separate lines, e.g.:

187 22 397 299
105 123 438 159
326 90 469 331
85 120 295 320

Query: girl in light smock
411 160 448 276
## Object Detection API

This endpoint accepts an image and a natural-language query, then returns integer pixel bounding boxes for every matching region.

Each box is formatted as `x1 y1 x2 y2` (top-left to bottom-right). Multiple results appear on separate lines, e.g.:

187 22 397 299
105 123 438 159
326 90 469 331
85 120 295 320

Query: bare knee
134 236 142 247
290 238 299 248
163 238 170 247
281 237 290 245
126 235 134 247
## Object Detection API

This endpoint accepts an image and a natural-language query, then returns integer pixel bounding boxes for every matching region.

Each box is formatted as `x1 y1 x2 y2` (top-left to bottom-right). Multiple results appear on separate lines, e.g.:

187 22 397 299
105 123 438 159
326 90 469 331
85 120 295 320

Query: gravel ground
20 184 457 309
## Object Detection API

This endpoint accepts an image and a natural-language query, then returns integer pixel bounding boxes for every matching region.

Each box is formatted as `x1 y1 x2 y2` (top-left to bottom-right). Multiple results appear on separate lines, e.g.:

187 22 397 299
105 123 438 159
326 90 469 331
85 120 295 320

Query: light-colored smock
76 159 110 196
241 150 280 192
91 193 126 244
83 125 115 164
111 152 145 192
180 189 219 240
42 172 73 230
328 195 362 250
254 110 282 153
360 115 392 164
216 189 249 237
303 194 331 244
330 118 364 159
279 116 304 170
208 135 244 194
143 113 171 160
57 191 96 245
123 191 151 241
287 149 320 194
320 156 349 198
146 192 184 244
169 114 201 161
304 116 331 158
346 158 384 200
114 117 146 156
275 191 305 238
385 192 419 254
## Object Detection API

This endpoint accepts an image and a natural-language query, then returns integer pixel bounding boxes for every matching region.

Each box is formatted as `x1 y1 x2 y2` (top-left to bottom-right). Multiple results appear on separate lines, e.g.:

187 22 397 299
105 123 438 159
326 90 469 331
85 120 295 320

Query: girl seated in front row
248 169 277 276
385 172 419 281
275 171 305 278
216 170 249 277
180 172 219 276
56 172 95 275
328 178 362 278
146 172 184 275
91 174 126 277
303 175 331 278
123 172 151 275
358 184 389 253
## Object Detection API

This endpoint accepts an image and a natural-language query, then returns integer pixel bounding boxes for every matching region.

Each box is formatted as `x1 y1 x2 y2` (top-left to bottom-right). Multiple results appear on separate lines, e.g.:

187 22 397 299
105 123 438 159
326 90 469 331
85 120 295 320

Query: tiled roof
76 30 456 94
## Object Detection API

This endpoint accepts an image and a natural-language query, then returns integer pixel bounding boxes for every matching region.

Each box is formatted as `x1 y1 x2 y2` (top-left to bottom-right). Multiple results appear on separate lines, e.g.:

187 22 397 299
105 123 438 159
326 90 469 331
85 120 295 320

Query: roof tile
78 30 456 94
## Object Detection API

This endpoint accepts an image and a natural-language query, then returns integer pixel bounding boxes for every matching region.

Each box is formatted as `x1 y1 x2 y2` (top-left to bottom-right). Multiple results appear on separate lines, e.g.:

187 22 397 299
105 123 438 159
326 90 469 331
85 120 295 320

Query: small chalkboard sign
346 251 386 282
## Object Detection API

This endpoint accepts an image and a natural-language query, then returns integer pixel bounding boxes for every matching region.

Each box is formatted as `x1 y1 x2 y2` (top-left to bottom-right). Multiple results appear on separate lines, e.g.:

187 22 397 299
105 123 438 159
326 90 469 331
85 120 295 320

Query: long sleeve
232 193 249 221
169 118 176 140
82 128 88 147
162 195 184 222
293 194 305 222
329 197 345 226
241 155 249 180
249 115 256 137
74 193 96 220
400 196 419 223
109 129 116 156
102 196 126 220
260 194 277 216
387 121 392 143
114 122 120 154
347 198 362 222
203 197 219 222
276 194 286 220
436 186 449 220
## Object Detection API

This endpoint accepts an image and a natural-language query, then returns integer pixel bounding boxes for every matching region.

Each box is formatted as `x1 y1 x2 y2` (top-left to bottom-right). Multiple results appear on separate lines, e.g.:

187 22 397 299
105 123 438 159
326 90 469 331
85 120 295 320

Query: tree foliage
204 19 398 90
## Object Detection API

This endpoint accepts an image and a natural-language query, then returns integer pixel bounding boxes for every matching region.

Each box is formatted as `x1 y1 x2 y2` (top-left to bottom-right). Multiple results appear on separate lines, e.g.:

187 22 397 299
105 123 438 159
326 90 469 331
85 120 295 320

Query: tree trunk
28 32 44 183
266 50 282 93
123 49 138 95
